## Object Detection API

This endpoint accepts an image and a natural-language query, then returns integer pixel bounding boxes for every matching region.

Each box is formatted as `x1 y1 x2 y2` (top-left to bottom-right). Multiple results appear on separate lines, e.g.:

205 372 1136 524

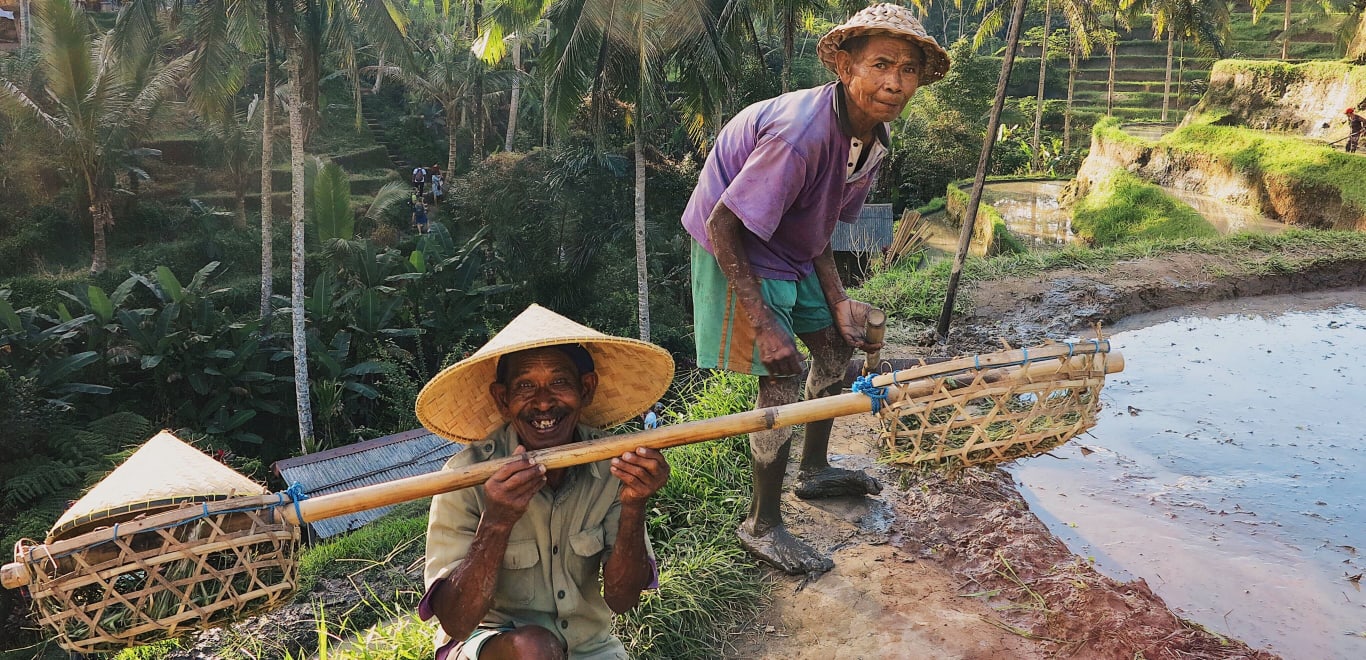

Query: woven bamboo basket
17 495 298 653
873 343 1112 469
4 339 1120 651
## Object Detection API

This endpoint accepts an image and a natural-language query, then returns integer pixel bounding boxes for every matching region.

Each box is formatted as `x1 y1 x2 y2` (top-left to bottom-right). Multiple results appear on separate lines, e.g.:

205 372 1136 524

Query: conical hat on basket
416 304 675 442
816 3 951 85
47 431 265 542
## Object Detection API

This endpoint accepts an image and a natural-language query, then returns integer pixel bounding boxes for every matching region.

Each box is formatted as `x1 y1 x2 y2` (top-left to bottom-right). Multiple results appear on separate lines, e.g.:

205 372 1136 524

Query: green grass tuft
1071 170 1218 245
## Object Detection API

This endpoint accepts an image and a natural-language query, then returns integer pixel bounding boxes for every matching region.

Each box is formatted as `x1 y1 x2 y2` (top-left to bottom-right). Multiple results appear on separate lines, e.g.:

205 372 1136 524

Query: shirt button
560 620 569 629
552 545 559 555
557 590 566 599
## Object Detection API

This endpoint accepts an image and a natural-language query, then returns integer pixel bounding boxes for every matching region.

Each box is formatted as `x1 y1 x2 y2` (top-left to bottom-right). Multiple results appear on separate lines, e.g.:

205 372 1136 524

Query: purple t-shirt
682 82 881 281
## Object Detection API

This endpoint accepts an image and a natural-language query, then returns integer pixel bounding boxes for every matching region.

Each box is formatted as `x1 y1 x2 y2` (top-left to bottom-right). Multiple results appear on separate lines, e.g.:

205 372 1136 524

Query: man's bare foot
736 524 834 575
793 467 882 500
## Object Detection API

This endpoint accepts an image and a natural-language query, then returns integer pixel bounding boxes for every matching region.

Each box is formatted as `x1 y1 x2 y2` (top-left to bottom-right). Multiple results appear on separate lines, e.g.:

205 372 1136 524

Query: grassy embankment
1092 108 1366 229
944 181 1029 256
1167 122 1366 214
114 373 766 660
1071 169 1217 244
854 229 1366 325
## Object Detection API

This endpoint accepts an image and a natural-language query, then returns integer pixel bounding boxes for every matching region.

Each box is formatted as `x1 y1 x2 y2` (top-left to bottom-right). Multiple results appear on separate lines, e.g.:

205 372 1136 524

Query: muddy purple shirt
682 82 886 281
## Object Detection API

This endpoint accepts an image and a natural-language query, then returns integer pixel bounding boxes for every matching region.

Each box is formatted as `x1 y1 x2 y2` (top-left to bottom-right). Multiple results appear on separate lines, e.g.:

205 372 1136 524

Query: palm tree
753 0 824 93
479 0 556 152
1151 0 1229 122
1030 0 1053 171
0 0 188 274
381 16 517 177
540 0 736 341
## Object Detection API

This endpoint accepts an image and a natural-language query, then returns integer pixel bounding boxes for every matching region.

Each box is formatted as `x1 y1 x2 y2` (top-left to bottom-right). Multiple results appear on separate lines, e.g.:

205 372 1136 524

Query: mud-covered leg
793 325 882 500
737 374 833 574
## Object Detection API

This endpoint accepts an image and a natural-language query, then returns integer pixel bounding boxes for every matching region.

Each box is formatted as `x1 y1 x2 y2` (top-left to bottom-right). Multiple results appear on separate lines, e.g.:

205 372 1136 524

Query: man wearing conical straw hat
415 304 674 659
681 3 949 573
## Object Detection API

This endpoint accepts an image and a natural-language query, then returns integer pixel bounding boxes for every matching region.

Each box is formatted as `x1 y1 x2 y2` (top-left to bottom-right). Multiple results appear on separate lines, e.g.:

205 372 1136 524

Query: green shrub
1072 170 1218 245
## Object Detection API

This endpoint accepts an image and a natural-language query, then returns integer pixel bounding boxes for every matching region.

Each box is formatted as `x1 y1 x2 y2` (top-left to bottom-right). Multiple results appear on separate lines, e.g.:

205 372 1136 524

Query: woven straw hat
817 3 951 85
416 304 675 442
47 431 266 542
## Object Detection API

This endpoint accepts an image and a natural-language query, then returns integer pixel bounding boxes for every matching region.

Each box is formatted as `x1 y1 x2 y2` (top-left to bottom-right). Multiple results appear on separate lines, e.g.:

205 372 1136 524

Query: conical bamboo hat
416 304 675 442
47 430 265 542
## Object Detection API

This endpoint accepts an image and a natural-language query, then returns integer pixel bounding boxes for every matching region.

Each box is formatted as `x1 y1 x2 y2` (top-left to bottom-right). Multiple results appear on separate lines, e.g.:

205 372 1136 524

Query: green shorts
690 240 833 376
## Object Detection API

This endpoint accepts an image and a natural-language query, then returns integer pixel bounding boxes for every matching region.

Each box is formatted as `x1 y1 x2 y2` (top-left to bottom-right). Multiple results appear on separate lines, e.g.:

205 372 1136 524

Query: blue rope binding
283 482 309 523
852 374 889 413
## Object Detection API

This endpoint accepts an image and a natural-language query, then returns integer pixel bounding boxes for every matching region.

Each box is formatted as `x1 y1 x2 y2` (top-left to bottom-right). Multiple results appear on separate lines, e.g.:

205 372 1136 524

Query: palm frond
0 80 67 135
188 0 248 118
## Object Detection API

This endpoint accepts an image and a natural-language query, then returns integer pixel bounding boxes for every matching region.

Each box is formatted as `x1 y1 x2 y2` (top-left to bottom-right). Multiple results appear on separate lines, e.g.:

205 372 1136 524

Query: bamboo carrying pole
2 342 1122 590
862 308 887 375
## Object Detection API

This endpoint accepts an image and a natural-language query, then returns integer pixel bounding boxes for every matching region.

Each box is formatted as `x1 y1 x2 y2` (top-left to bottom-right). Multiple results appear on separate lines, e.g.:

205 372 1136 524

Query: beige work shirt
424 423 655 659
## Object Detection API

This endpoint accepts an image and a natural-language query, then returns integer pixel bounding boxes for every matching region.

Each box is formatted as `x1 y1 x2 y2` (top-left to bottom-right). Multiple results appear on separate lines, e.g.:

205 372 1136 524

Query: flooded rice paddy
923 178 1281 262
1011 289 1366 659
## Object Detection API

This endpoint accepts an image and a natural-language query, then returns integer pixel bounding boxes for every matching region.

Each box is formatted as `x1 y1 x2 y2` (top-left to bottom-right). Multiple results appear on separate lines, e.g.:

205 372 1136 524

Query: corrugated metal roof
832 203 894 253
273 429 464 538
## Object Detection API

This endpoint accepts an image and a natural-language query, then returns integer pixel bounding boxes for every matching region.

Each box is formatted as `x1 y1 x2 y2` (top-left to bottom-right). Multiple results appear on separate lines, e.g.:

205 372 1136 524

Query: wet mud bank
959 250 1366 344
866 248 1366 659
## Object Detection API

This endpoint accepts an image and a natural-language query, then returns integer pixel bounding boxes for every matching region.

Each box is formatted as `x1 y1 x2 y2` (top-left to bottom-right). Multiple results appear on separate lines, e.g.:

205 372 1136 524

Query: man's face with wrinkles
490 348 598 451
835 35 924 125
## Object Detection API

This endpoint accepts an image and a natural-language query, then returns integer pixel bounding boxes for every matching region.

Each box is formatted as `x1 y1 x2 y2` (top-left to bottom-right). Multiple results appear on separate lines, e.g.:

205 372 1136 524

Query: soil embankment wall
1191 59 1366 138
1076 118 1366 231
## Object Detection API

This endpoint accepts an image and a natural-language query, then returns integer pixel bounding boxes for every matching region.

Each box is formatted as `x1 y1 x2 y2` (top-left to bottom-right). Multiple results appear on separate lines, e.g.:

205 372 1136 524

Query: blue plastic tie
852 374 889 413
285 482 309 523
1067 341 1075 357
111 523 119 541
1022 347 1029 363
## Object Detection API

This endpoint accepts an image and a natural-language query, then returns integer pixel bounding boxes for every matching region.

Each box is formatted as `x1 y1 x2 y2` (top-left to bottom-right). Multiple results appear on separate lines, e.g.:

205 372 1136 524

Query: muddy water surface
1011 290 1366 660
982 181 1074 248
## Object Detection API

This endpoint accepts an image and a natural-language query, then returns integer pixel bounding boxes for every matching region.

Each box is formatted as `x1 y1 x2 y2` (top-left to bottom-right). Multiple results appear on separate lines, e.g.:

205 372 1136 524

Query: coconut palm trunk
938 0 1029 338
1282 0 1291 60
372 56 384 93
447 100 459 177
506 37 520 153
1162 25 1173 122
781 8 794 93
1107 29 1116 115
472 0 485 159
634 117 650 342
260 53 275 320
286 42 315 452
1065 45 1077 149
1032 0 1051 171
87 185 112 274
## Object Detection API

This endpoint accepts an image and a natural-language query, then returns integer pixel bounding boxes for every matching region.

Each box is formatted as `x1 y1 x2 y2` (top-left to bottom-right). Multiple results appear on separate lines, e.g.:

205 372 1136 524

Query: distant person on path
412 201 429 234
680 3 948 574
643 403 664 429
1347 108 1364 153
416 304 673 660
430 163 444 204
412 165 428 195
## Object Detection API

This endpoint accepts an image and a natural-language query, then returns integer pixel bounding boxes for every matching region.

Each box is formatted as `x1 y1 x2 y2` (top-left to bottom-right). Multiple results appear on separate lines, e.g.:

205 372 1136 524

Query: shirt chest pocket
567 525 606 588
496 538 542 606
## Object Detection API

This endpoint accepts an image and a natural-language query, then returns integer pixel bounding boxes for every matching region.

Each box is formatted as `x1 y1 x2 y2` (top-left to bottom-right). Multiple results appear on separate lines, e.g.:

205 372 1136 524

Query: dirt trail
724 249 1365 659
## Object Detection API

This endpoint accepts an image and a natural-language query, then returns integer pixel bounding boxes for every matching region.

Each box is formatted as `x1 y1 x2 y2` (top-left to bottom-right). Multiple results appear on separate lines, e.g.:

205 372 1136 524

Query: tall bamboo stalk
936 0 1029 339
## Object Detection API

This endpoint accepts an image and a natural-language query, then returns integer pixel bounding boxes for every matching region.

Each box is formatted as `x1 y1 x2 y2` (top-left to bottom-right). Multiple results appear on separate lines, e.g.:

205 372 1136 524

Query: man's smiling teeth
532 418 559 430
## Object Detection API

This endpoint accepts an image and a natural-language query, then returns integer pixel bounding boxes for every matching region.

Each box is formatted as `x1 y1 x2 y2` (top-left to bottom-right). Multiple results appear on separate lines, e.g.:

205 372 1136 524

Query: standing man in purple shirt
681 3 950 574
